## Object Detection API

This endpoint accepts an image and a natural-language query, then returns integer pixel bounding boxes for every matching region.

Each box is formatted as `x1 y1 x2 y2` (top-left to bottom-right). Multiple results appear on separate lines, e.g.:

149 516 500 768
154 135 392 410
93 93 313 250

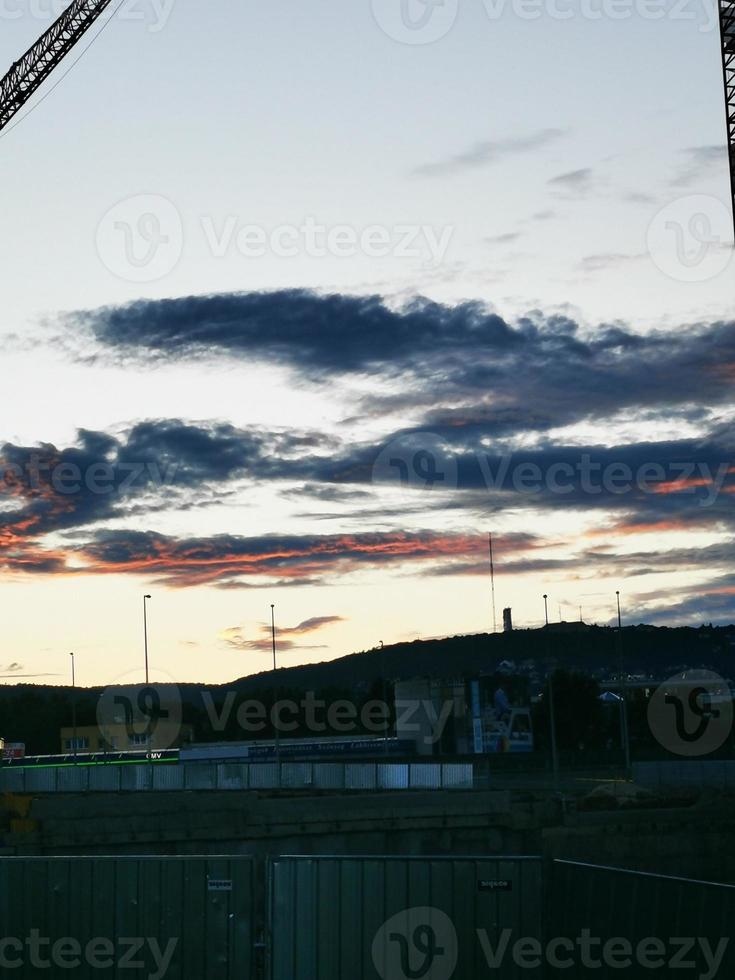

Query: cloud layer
4 289 731 622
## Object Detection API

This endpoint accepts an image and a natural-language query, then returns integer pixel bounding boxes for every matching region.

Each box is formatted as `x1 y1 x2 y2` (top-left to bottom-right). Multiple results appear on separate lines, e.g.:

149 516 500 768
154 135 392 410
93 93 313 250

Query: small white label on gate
208 879 233 891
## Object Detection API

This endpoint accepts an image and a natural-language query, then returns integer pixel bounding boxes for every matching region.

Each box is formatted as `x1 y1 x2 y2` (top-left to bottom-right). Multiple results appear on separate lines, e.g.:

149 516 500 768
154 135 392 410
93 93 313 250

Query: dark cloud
622 191 657 205
672 145 728 188
548 167 597 196
278 484 373 504
422 536 735 584
1 410 733 589
580 253 645 273
71 291 518 377
411 129 566 178
122 419 263 483
278 615 345 634
485 232 522 246
619 575 735 627
71 292 735 442
221 615 345 652
0 421 263 549
0 419 333 579
316 431 735 527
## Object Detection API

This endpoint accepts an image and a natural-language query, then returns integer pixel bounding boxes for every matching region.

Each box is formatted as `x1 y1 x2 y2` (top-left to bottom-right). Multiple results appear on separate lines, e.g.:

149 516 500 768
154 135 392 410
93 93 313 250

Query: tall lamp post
143 594 152 685
143 594 152 760
271 604 281 787
616 590 631 775
379 640 389 756
543 595 559 787
70 651 77 763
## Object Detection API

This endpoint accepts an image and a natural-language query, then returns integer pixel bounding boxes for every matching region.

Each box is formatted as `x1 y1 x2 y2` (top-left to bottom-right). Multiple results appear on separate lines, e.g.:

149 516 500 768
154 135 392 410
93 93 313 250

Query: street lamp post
70 652 77 763
379 640 389 756
543 595 559 787
271 604 281 787
616 590 631 775
143 594 152 760
143 594 152 685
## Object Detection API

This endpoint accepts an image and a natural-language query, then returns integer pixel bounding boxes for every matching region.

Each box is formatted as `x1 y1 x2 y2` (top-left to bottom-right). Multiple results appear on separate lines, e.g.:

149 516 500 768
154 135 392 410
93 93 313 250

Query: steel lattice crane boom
719 0 735 238
0 0 115 133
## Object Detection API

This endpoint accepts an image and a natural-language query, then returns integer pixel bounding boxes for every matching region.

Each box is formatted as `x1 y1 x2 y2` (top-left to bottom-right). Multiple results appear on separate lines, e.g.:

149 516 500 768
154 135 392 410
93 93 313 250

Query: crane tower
720 0 735 238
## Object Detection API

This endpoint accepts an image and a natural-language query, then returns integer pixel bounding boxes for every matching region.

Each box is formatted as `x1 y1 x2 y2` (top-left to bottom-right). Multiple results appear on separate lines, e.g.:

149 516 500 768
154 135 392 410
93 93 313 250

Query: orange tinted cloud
75 531 489 587
651 466 735 495
587 517 698 538
652 477 716 494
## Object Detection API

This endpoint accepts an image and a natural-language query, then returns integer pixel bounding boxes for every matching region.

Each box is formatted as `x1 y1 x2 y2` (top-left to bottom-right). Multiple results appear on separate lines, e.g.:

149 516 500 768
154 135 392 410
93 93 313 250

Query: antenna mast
488 532 497 634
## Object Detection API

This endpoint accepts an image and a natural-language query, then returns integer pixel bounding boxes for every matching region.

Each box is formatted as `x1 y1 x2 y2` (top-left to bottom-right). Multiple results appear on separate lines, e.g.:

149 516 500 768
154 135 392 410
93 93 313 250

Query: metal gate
268 855 543 979
0 855 255 979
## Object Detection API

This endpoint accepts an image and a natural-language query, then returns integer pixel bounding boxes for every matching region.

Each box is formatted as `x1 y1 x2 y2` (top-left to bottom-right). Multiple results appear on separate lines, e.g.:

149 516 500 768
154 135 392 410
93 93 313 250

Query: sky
0 0 733 687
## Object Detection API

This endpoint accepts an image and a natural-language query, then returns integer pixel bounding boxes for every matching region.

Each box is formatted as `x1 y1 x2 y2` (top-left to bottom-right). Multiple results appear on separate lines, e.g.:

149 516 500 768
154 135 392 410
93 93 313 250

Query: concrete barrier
0 760 475 793
633 759 735 789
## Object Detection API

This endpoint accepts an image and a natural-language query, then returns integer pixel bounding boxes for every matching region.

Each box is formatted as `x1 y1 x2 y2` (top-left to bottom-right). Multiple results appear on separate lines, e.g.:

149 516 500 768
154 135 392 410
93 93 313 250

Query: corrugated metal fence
0 854 731 978
0 761 474 793
0 855 255 979
269 855 544 980
633 759 735 790
550 859 735 978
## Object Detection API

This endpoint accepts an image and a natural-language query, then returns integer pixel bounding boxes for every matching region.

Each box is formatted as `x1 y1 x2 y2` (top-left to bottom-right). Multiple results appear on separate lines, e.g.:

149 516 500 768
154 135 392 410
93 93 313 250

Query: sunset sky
0 0 733 686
